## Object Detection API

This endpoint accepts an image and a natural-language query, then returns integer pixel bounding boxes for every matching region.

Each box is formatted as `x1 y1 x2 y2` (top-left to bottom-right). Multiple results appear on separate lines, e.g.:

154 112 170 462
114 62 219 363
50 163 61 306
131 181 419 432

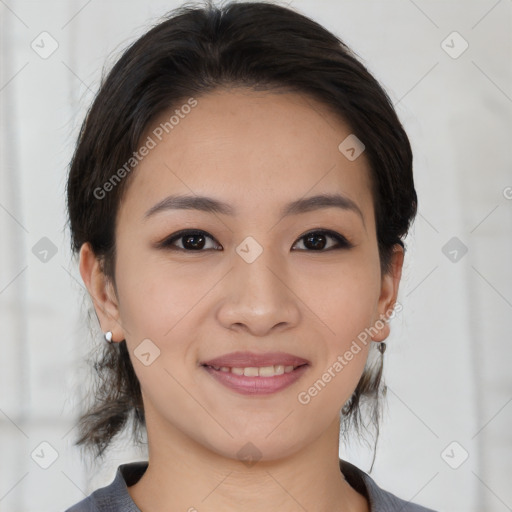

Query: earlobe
78 242 123 342
372 245 404 343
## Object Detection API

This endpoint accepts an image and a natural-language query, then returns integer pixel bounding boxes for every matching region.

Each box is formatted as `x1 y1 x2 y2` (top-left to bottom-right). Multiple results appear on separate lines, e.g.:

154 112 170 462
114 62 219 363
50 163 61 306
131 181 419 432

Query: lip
201 351 310 368
201 351 310 396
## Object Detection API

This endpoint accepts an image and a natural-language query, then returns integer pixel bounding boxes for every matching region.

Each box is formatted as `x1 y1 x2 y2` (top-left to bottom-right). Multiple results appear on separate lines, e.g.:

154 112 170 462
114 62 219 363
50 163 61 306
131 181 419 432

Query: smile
200 351 310 395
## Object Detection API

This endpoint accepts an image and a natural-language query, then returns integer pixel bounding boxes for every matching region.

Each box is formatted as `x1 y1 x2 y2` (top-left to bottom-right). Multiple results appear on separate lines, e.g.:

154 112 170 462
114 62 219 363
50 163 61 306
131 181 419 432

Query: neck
127 413 369 512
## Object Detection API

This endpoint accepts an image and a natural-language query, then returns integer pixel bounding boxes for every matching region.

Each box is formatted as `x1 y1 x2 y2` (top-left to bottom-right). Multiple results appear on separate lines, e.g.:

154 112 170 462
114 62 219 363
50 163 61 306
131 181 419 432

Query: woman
64 1 437 510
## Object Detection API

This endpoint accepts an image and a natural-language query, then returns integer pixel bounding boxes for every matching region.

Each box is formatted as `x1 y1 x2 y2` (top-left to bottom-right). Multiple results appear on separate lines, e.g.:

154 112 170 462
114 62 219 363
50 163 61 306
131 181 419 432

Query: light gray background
0 1 511 511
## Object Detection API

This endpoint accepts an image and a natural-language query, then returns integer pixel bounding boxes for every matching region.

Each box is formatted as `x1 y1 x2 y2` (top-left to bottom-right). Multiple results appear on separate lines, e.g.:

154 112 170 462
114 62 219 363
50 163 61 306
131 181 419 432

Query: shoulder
63 462 148 512
339 459 438 512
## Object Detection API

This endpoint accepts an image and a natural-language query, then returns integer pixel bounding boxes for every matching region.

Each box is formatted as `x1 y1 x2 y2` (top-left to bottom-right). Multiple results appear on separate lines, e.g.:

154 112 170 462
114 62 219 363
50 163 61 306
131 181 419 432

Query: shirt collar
102 458 408 512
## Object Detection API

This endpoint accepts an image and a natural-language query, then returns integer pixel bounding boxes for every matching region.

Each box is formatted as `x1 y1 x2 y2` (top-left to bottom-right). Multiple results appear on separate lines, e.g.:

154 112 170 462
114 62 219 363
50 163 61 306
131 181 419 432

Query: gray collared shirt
64 459 438 511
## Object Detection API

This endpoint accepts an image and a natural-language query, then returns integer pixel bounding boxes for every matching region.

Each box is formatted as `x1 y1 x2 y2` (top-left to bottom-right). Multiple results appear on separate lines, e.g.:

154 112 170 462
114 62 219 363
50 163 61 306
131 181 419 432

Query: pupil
184 234 205 249
305 233 326 250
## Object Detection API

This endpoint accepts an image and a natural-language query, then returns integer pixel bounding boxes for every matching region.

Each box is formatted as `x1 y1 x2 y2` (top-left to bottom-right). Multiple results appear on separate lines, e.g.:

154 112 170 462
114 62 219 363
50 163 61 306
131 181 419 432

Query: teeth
209 364 299 376
244 367 259 377
259 365 281 377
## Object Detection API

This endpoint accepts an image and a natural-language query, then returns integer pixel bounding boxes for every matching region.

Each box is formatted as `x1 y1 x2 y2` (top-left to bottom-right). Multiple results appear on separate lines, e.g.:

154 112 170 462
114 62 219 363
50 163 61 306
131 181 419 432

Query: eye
157 228 352 252
158 229 222 251
292 229 353 251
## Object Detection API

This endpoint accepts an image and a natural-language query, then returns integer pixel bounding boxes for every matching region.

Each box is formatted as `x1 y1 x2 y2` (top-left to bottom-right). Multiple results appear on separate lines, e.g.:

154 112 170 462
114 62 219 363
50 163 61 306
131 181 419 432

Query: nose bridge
236 241 282 295
216 235 300 335
235 234 287 302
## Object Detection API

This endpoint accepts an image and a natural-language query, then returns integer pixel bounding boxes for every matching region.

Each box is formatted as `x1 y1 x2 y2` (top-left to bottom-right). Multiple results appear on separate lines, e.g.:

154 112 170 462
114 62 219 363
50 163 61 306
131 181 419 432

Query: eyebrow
144 192 365 226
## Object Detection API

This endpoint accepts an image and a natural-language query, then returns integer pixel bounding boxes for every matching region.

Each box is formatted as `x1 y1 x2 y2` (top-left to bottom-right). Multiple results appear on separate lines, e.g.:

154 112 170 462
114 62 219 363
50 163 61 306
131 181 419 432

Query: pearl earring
104 331 113 344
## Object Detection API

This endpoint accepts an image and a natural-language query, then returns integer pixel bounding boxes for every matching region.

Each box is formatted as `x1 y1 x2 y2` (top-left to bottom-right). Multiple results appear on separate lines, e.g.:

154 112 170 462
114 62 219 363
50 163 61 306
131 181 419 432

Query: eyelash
157 229 354 252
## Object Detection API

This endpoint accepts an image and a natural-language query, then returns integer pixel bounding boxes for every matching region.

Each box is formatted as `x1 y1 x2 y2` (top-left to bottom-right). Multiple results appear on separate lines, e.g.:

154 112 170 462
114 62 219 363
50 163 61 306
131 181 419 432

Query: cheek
296 257 381 342
295 258 379 396
115 265 200 405
115 252 197 339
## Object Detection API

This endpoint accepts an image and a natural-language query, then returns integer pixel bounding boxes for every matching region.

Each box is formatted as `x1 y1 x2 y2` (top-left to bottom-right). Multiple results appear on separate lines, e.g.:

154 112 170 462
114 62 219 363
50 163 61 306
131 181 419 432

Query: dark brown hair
66 0 417 465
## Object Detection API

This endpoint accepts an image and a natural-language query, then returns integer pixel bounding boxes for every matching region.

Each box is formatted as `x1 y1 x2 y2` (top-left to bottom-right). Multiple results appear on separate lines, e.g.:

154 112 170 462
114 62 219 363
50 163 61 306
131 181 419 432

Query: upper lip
201 351 310 368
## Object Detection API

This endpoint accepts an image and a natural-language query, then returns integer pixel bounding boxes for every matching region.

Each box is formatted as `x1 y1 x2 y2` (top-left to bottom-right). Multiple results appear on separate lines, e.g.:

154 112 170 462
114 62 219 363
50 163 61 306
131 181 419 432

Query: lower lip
202 365 309 396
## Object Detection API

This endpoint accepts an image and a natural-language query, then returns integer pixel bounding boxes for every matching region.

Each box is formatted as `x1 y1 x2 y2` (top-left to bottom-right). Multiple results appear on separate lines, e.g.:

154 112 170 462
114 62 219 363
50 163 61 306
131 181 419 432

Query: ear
79 242 124 342
371 244 404 342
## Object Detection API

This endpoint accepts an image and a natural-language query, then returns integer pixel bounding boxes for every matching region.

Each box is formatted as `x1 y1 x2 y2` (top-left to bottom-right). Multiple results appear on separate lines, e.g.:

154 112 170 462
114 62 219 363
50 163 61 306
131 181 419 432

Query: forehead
119 88 374 224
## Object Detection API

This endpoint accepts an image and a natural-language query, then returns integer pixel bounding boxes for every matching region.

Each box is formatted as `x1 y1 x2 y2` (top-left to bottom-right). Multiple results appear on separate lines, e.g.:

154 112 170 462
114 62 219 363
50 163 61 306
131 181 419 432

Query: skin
80 88 404 512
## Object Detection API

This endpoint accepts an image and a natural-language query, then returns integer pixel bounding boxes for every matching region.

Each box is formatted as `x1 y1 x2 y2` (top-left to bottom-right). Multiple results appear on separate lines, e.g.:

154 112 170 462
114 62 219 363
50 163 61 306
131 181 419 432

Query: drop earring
378 341 386 354
104 331 113 344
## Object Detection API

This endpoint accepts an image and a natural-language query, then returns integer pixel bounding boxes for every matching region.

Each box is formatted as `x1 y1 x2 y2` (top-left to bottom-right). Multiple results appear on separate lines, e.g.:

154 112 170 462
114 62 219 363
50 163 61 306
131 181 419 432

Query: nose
216 243 301 337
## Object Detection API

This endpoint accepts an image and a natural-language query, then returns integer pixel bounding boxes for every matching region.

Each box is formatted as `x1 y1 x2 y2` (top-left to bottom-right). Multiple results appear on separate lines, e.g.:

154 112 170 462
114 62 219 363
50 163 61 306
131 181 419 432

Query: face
82 87 402 462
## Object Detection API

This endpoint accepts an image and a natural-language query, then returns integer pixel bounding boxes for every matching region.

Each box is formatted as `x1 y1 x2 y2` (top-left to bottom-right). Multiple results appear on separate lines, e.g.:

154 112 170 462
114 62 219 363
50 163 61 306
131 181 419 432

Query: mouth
200 351 310 396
